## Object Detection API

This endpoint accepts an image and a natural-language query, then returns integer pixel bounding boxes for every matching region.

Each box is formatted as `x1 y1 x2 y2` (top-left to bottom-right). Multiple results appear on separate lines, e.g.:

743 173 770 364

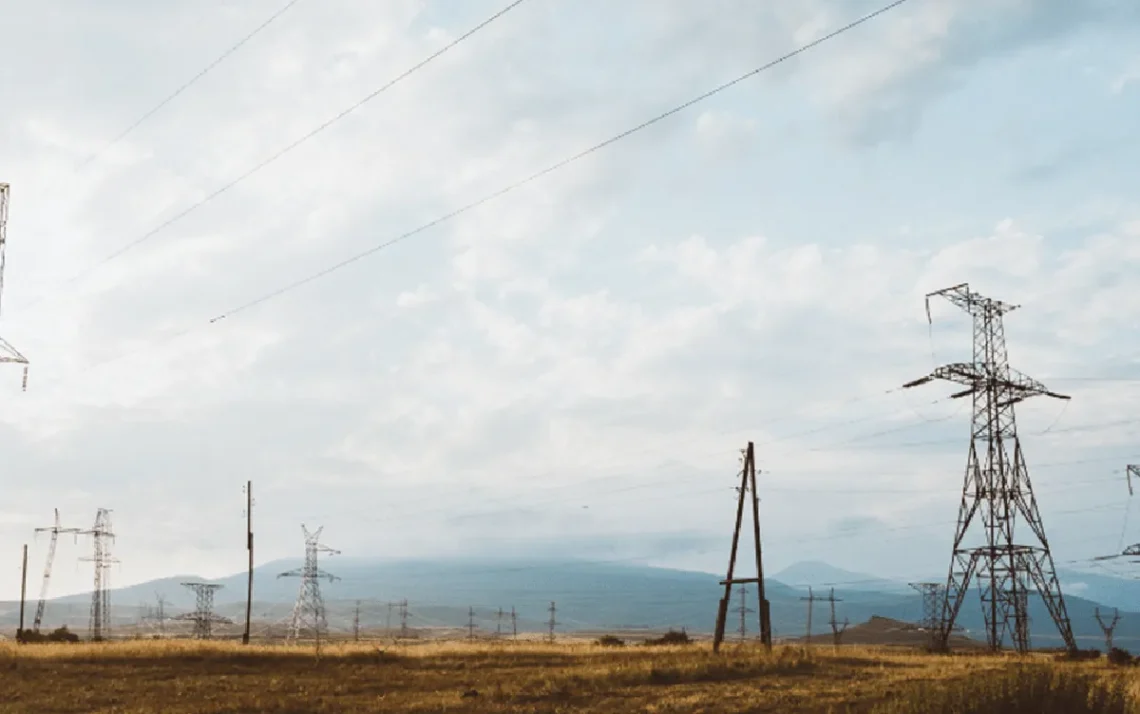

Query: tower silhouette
277 525 338 643
903 283 1075 653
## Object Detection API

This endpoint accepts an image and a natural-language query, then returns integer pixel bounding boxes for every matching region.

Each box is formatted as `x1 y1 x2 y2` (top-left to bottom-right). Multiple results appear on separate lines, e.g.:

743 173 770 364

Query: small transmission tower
277 525 339 644
903 283 1076 653
174 582 231 639
0 183 29 390
79 509 118 641
1096 607 1121 651
32 509 81 633
909 582 946 650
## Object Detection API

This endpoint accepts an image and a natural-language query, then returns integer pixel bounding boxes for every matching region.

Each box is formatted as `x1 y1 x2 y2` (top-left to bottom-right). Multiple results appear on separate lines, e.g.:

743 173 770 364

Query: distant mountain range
5 557 1140 650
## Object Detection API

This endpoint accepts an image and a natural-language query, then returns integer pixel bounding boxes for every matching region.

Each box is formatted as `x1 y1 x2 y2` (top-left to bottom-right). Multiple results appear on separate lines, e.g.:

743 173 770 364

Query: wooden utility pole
826 588 848 645
713 442 771 652
800 586 819 644
18 544 28 643
243 480 253 645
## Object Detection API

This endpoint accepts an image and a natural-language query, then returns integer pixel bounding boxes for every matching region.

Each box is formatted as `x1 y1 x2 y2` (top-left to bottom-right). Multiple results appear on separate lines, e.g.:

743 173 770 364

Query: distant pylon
0 182 30 391
399 599 410 638
800 586 819 644
79 509 118 641
735 584 754 640
174 583 231 639
1096 607 1121 651
903 283 1076 654
909 582 945 650
32 509 81 632
277 525 339 644
467 607 477 640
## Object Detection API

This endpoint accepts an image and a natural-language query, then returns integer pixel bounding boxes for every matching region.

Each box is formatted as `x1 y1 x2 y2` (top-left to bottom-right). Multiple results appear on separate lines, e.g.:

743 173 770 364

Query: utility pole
18 544 28 642
825 589 848 646
713 442 771 652
32 509 81 634
511 606 518 640
385 601 394 634
277 525 339 645
1096 607 1121 651
468 607 477 640
173 583 231 639
735 584 754 640
903 283 1076 654
547 601 557 643
79 509 117 642
353 600 361 641
399 599 409 639
496 607 504 638
800 586 819 644
0 183 30 392
1127 465 1139 496
909 582 946 650
243 480 253 645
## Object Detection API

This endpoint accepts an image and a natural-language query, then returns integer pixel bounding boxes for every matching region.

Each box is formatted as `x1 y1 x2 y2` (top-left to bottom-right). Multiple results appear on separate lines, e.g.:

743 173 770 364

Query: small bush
1108 647 1135 666
643 629 691 646
595 635 625 647
19 626 80 644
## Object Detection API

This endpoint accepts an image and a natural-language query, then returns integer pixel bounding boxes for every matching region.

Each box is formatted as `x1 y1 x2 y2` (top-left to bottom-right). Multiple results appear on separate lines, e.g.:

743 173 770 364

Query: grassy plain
1 638 1138 713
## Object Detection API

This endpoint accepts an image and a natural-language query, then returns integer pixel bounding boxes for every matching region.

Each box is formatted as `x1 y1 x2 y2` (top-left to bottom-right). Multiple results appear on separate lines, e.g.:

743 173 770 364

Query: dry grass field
1 638 1138 713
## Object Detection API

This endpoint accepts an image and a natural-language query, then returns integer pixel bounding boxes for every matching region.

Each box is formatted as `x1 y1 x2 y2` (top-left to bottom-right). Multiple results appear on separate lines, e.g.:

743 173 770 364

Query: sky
0 0 1138 600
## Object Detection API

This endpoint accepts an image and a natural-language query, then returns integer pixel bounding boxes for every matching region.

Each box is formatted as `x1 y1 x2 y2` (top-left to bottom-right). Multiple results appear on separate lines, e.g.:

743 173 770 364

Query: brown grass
1 639 1137 713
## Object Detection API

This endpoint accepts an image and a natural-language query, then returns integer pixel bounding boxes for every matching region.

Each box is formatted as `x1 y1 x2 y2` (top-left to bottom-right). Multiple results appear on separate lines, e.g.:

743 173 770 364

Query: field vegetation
2 638 1139 713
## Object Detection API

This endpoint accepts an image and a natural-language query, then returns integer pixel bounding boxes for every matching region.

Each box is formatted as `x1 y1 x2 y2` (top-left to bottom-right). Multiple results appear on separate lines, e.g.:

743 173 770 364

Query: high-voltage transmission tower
79 509 118 641
735 584 754 640
174 583 231 639
32 509 81 633
1096 607 1120 652
903 283 1076 654
0 183 29 390
277 525 339 644
909 582 946 650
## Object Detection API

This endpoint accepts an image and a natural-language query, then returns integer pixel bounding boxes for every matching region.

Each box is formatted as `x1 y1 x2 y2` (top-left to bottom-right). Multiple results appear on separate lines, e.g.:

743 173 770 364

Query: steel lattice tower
32 509 81 632
79 509 118 641
909 582 945 649
0 183 29 390
278 525 339 643
175 582 231 639
903 283 1076 653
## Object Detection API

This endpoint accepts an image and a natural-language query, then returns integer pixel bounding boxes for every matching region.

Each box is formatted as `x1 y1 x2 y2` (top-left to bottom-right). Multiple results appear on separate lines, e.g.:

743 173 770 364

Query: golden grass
1 639 1137 713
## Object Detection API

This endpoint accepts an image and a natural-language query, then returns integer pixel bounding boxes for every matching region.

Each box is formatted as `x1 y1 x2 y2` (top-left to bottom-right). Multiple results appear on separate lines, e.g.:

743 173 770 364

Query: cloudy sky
0 0 1138 600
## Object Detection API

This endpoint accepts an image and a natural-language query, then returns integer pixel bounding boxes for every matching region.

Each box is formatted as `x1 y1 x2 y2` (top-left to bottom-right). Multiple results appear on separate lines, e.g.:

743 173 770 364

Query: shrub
1108 647 1135 666
19 626 80 644
643 629 691 646
595 635 625 647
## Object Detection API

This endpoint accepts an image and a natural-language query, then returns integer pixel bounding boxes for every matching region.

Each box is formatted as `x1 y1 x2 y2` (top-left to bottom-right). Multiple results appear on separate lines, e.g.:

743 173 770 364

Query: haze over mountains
6 558 1140 649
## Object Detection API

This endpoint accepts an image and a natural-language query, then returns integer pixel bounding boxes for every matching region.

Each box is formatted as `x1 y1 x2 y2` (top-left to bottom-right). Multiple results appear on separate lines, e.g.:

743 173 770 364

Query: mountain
7 558 1140 650
769 561 917 594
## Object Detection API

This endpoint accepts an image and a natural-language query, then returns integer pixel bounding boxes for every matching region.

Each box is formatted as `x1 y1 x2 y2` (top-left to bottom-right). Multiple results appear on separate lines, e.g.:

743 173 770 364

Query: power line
38 0 529 303
74 0 307 175
205 0 912 325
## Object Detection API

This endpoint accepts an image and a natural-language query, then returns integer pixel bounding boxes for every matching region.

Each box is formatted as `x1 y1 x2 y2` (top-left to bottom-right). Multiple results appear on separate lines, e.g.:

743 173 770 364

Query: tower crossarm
903 363 1069 404
925 282 1020 320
